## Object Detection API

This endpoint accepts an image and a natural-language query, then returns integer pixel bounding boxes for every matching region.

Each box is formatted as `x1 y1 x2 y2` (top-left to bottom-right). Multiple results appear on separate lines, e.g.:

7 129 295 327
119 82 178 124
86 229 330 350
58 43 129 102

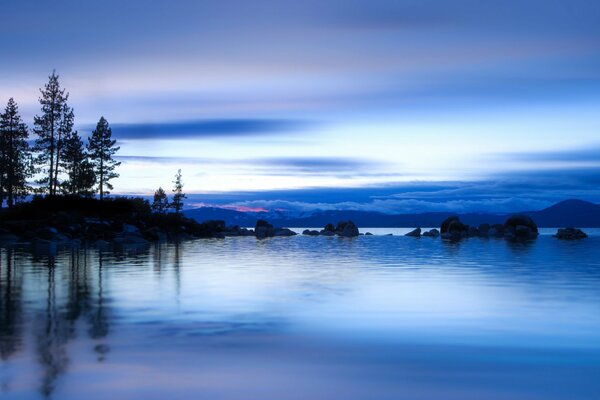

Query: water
1 230 600 399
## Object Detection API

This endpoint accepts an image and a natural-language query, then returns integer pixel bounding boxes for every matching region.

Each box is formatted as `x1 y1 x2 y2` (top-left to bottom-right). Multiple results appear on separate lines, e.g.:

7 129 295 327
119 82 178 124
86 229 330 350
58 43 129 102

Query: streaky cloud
106 119 313 140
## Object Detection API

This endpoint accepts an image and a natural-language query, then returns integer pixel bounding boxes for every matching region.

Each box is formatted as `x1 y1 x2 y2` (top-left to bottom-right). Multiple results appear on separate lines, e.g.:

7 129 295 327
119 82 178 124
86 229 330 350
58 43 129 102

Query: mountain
527 199 600 227
185 199 600 228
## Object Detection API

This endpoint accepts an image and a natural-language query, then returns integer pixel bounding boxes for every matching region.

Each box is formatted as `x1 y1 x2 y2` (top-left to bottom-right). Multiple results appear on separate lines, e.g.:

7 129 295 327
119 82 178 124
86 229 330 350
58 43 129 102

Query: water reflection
0 235 599 400
0 250 23 360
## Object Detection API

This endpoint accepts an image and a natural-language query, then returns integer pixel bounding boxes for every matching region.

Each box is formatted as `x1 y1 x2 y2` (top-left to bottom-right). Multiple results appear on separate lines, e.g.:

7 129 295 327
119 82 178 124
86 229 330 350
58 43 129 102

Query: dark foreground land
0 196 228 246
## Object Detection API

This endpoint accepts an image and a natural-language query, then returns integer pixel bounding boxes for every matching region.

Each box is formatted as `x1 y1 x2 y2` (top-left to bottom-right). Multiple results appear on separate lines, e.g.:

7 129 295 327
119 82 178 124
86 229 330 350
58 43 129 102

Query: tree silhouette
33 71 71 195
170 169 186 214
61 130 96 196
0 98 32 207
87 117 120 200
152 187 169 213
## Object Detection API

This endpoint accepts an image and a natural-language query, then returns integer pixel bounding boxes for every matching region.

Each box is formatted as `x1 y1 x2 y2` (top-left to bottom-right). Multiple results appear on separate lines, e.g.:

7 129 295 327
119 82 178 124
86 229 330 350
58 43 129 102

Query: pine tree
152 187 169 213
170 169 186 214
87 117 120 200
61 130 95 196
33 71 71 195
0 98 32 207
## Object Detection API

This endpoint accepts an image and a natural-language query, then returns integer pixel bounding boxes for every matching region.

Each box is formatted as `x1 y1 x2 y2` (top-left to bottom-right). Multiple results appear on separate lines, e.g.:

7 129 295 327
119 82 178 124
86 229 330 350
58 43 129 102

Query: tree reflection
0 249 23 360
26 247 128 398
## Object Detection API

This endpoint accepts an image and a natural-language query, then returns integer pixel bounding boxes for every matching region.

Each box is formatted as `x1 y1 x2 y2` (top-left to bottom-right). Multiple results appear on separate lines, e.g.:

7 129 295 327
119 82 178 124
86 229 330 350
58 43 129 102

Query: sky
1 0 600 214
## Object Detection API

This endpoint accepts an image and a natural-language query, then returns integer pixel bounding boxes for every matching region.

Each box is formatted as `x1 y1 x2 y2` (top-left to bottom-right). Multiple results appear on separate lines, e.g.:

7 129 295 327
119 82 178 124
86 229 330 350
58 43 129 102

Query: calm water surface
1 230 600 399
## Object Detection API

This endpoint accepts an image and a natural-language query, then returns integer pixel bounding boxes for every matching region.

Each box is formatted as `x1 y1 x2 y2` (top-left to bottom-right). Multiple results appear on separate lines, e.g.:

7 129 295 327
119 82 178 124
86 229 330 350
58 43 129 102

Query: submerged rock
405 228 421 237
554 228 588 240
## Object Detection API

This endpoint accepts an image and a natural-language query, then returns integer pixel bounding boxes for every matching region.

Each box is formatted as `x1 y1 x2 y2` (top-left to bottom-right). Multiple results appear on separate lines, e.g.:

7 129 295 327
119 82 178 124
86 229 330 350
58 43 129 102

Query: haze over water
2 231 600 399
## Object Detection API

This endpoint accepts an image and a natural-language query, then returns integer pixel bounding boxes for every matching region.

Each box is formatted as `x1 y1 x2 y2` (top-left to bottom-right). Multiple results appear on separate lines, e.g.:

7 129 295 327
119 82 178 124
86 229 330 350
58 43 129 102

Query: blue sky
2 0 600 213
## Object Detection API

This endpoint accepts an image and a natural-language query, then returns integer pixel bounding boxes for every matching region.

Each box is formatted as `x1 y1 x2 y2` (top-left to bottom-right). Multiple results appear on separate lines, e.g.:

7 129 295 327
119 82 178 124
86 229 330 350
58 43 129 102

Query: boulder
441 217 469 240
255 220 275 239
441 216 460 234
504 215 538 240
256 220 273 229
554 228 588 240
302 229 320 236
273 228 297 237
365 232 373 236
323 223 335 233
320 230 335 236
422 228 440 237
405 228 421 237
336 220 359 237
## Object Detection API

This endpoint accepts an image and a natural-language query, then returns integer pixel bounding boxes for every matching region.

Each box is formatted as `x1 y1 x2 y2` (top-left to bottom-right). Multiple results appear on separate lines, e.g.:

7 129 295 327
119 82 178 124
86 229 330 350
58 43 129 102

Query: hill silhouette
185 199 600 228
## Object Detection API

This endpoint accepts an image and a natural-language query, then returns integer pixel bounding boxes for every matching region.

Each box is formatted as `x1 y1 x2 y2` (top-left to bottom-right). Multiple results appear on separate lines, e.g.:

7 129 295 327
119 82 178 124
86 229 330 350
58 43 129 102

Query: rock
255 220 273 229
224 226 254 236
422 229 440 237
554 227 588 240
405 228 421 237
365 232 373 236
336 220 359 237
441 217 469 240
441 216 460 234
323 223 335 233
255 226 272 239
273 228 297 237
255 220 275 239
504 215 538 240
302 229 320 236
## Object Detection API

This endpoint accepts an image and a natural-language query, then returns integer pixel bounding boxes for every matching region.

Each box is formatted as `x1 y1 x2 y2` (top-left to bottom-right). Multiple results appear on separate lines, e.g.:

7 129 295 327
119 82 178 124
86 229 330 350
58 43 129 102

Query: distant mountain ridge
184 199 600 228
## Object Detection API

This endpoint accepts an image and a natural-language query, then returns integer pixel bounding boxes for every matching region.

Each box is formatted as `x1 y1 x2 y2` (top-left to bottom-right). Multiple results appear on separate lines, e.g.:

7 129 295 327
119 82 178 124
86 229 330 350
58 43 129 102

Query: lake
1 229 600 399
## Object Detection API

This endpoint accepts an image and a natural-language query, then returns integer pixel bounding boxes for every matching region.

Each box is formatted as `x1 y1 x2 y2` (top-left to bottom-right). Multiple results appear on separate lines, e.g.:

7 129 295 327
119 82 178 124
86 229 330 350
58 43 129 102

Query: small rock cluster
554 227 588 240
404 228 440 237
302 220 359 237
435 214 539 240
251 220 297 239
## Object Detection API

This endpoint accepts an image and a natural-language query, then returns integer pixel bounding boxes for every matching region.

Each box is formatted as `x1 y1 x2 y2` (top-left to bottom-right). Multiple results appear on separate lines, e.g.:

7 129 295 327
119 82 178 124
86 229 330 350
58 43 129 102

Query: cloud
117 155 388 176
106 119 312 140
501 146 600 164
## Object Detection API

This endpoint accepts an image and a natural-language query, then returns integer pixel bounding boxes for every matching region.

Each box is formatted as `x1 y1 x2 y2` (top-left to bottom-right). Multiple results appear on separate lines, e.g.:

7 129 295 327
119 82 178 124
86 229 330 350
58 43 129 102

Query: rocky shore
0 197 590 247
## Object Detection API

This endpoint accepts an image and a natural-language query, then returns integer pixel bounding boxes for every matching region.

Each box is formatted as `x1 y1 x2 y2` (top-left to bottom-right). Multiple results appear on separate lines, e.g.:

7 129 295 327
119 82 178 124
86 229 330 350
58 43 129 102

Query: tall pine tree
152 187 169 213
61 130 95 196
170 169 186 214
0 98 32 207
87 117 120 200
33 71 70 195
